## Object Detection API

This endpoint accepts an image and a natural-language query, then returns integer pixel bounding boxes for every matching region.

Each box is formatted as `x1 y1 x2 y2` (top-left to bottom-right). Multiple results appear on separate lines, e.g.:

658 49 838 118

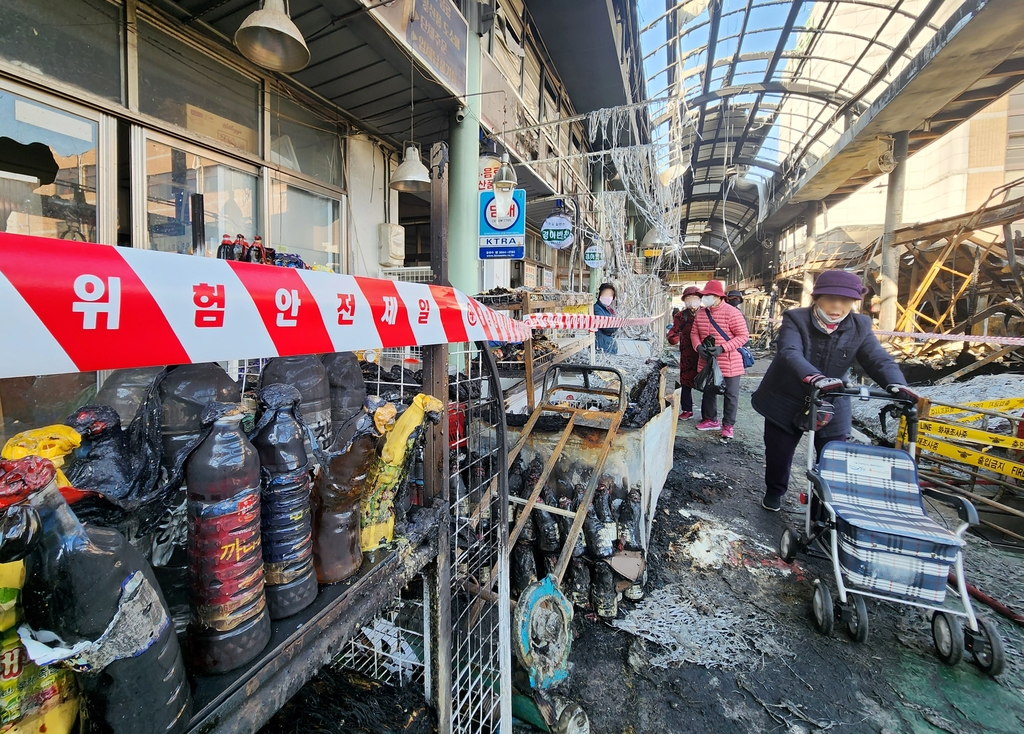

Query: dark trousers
763 419 833 497
680 387 693 412
701 375 740 426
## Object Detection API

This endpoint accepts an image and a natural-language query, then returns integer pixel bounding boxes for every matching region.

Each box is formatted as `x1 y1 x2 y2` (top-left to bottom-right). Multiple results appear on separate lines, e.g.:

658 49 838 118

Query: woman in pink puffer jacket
690 280 749 439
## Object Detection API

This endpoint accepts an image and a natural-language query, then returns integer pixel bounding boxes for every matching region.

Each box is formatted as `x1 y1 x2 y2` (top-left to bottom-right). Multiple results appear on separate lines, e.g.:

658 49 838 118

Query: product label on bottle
188 485 266 631
261 469 315 586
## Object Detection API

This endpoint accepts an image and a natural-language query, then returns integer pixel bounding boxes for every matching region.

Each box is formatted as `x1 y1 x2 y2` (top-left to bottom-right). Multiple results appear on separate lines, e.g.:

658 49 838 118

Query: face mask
685 299 700 310
701 295 717 308
599 296 613 307
815 306 847 326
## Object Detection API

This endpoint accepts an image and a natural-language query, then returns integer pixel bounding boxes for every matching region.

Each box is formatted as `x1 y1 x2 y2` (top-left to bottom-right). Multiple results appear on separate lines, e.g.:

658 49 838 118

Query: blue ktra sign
479 189 526 260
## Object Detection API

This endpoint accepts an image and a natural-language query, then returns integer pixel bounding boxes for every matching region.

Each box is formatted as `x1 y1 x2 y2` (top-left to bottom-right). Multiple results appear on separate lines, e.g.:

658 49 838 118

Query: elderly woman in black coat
751 270 914 512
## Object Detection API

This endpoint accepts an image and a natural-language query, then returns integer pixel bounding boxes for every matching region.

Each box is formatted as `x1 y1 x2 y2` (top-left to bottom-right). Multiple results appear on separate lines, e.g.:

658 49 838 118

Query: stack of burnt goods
508 455 644 618
0 353 441 734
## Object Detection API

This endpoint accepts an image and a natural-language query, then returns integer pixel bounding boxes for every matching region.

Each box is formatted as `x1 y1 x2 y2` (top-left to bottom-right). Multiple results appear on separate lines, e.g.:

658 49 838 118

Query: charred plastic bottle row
507 455 643 618
0 350 435 734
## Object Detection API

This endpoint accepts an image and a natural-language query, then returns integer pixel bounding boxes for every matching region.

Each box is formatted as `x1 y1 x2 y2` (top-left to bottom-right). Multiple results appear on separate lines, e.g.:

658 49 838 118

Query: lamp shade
492 152 517 215
391 145 431 192
641 227 666 248
234 0 310 73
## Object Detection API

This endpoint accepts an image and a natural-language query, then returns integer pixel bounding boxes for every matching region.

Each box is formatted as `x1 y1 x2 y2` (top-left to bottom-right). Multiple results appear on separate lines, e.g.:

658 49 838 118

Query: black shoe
761 493 782 512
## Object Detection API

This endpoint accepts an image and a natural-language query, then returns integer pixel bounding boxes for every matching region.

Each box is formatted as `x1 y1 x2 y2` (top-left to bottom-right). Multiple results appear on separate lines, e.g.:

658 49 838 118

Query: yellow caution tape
915 435 1024 480
927 397 1024 417
919 420 1024 451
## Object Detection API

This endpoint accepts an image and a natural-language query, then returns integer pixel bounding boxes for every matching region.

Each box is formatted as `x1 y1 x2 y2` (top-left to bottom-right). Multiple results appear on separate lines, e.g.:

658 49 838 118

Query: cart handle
544 365 628 412
809 385 919 445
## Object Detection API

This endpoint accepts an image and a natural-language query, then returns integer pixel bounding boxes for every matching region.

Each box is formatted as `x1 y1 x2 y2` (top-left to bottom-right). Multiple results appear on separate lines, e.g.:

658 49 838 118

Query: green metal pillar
447 31 481 296
590 164 604 294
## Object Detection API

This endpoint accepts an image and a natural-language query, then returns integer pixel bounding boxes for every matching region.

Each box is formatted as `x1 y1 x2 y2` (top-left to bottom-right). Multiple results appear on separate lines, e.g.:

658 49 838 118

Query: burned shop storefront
0 1 518 734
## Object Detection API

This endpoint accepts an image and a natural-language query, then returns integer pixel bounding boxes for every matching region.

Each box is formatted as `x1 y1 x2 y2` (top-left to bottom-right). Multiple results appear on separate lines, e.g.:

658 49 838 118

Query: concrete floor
562 368 1024 734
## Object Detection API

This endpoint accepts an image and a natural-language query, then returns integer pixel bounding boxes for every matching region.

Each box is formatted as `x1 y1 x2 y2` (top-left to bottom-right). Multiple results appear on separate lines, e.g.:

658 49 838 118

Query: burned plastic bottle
184 403 270 674
312 399 392 583
511 540 538 597
534 486 561 554
260 356 332 453
591 560 618 618
583 505 613 559
3 457 192 734
160 363 240 472
251 385 317 620
566 558 591 608
617 489 643 551
558 495 585 558
322 352 367 442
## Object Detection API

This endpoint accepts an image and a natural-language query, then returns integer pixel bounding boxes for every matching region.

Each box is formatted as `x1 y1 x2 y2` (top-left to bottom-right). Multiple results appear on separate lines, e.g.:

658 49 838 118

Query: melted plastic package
360 394 443 551
312 398 393 584
183 403 270 674
160 364 240 473
260 356 332 453
0 457 191 734
250 385 317 620
322 352 367 443
94 367 165 425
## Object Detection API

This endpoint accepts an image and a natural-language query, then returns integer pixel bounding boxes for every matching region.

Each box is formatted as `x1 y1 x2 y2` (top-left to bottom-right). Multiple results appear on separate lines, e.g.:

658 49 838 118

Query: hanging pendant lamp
234 0 310 73
491 152 518 215
390 53 432 193
391 144 432 192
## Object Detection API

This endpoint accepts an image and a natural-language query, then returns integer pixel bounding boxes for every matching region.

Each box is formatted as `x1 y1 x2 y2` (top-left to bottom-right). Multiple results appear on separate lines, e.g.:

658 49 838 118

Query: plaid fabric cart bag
818 443 964 604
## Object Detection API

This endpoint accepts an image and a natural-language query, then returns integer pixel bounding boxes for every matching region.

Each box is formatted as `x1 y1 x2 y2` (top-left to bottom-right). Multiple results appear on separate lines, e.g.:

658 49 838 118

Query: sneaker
695 419 721 431
761 493 782 512
678 411 693 420
721 425 734 440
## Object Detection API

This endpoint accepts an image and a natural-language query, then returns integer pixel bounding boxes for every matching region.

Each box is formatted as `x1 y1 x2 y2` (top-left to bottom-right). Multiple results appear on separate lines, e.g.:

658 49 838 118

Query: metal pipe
879 131 909 331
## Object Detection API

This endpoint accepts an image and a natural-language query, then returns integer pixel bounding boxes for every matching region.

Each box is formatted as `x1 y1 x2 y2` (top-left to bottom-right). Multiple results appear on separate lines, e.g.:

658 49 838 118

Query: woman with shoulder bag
690 280 749 440
750 270 914 512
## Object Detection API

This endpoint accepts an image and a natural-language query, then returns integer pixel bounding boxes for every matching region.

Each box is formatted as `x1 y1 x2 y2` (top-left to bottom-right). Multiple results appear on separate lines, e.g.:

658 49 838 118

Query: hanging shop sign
479 154 501 191
541 214 574 250
479 189 526 260
370 0 468 98
524 263 537 288
583 244 605 269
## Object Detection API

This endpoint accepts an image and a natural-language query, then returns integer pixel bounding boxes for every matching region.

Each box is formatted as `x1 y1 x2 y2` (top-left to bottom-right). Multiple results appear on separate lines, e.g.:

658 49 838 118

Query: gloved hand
888 384 920 401
698 345 724 359
806 374 845 392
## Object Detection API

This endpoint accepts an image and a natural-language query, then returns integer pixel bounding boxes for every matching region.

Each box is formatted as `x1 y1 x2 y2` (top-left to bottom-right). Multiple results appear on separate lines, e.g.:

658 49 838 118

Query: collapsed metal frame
643 0 954 258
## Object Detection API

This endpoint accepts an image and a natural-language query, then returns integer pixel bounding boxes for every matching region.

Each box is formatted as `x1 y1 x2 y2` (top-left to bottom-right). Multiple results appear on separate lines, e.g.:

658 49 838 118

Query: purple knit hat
811 270 867 300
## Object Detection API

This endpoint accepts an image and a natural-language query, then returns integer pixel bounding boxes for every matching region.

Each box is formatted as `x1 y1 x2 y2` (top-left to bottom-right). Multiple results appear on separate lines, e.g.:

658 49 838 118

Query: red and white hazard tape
767 316 1024 347
521 312 660 331
0 234 670 379
872 329 1024 346
0 233 533 379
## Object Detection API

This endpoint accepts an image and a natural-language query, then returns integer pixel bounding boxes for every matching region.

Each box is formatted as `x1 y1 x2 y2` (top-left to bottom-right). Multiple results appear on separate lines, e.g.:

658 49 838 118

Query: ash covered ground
559 366 1024 734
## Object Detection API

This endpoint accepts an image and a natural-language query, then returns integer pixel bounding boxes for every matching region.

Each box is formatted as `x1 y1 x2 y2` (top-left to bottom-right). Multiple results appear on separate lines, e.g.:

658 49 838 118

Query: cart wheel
932 612 964 666
971 618 1006 676
846 595 869 643
812 580 834 636
779 528 799 563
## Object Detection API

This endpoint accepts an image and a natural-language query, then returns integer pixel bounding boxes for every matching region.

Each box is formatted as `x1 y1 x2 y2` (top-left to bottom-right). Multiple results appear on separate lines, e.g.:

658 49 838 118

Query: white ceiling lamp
234 0 310 73
491 152 518 215
391 53 431 193
641 227 667 248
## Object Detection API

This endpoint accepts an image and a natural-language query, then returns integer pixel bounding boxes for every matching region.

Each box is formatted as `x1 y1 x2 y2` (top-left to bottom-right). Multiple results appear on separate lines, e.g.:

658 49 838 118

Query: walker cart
779 386 1006 675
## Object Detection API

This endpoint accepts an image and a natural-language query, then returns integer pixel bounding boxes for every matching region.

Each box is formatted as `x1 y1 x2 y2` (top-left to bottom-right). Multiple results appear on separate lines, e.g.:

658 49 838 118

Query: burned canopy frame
643 0 951 262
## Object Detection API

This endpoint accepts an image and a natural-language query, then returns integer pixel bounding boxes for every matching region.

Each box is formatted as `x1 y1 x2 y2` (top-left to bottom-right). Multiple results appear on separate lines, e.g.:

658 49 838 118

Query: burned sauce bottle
184 403 270 674
312 398 394 584
250 385 318 619
322 352 367 443
260 356 332 453
2 457 191 734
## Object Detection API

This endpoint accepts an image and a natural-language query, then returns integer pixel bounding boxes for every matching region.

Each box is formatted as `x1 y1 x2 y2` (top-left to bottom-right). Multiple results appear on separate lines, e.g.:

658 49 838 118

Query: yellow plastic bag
0 562 80 734
1 428 81 489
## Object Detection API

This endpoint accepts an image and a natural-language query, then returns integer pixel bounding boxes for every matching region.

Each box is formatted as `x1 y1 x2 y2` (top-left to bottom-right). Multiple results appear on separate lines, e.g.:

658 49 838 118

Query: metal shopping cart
779 386 1006 675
